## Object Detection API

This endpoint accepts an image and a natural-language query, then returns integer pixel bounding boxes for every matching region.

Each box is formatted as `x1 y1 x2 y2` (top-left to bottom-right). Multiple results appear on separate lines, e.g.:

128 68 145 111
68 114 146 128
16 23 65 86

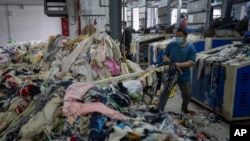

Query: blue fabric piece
97 116 106 131
117 123 125 129
164 41 196 82
59 81 73 89
89 113 109 140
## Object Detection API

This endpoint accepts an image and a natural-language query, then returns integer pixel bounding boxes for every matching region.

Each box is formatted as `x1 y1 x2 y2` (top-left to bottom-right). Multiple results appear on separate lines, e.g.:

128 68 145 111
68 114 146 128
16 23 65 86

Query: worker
160 28 196 113
121 21 132 60
180 14 188 30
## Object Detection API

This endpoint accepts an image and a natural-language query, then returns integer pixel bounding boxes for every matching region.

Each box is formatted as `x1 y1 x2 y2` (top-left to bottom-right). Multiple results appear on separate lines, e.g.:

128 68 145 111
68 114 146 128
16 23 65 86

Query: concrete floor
164 85 230 141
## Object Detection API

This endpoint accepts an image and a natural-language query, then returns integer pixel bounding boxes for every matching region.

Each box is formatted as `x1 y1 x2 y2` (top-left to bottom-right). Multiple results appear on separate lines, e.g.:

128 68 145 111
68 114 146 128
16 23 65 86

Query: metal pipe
109 0 122 41
122 0 125 44
77 0 81 35
67 0 78 37
6 4 12 41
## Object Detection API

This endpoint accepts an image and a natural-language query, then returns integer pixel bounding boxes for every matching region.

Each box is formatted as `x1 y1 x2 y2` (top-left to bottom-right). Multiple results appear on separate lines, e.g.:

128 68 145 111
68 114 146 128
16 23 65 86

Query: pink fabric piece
63 102 127 120
103 59 121 76
63 82 127 120
92 65 99 72
64 82 94 101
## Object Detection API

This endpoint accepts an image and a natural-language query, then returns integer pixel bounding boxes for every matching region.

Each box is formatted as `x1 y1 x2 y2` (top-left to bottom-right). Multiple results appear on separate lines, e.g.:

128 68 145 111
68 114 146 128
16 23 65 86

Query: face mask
176 37 184 44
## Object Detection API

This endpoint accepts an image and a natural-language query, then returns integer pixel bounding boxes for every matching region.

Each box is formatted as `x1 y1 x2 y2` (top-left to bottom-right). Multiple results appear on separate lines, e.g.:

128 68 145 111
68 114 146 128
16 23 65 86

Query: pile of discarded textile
0 31 223 141
0 69 224 141
0 40 48 67
0 66 181 141
45 32 141 82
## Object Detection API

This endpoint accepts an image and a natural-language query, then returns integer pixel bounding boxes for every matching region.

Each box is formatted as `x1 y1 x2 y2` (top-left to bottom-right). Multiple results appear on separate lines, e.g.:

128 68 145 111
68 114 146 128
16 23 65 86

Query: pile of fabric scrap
0 72 180 141
0 76 225 141
1 40 48 67
45 32 142 82
0 31 224 141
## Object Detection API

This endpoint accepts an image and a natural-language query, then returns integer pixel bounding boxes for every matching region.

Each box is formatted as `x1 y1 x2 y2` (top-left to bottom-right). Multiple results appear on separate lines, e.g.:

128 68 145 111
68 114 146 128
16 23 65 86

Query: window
213 8 221 19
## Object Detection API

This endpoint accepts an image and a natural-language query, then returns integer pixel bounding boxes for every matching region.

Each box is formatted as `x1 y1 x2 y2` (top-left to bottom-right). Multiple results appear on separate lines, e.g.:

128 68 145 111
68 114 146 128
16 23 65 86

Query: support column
205 0 212 29
67 0 78 37
109 0 121 41
166 0 171 28
222 0 233 20
175 0 182 29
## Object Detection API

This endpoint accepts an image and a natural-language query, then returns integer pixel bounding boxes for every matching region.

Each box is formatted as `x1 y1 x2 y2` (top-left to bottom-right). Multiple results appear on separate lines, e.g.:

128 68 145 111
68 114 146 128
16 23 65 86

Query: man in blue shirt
159 28 196 113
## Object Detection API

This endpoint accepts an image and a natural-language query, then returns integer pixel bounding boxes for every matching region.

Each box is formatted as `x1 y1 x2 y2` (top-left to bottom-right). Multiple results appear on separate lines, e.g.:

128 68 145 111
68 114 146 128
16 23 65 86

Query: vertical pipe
109 0 121 41
122 0 125 46
77 0 81 35
68 0 78 37
6 4 12 40
175 0 182 29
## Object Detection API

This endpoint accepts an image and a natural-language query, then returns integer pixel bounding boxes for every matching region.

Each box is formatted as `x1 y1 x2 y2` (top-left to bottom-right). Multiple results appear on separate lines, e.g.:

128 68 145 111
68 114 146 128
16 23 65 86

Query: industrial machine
192 44 250 121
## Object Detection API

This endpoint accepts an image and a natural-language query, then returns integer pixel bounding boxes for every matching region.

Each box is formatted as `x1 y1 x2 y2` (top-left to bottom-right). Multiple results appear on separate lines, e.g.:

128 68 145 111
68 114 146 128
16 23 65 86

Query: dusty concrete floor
163 85 240 141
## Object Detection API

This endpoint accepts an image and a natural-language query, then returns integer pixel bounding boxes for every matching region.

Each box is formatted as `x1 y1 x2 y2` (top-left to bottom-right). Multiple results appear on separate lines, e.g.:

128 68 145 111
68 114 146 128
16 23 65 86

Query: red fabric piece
70 136 77 141
17 85 32 96
188 110 196 116
16 105 23 114
4 74 19 87
8 81 18 87
94 19 97 25
4 74 12 80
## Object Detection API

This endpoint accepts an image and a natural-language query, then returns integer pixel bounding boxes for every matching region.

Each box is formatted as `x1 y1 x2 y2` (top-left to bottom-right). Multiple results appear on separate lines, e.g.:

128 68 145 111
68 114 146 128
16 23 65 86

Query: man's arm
176 44 196 68
163 55 171 62
175 61 194 68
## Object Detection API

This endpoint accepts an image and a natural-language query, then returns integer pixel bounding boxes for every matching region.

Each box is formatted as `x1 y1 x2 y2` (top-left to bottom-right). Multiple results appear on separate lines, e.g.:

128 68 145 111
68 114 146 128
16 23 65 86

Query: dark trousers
179 81 192 111
158 81 192 112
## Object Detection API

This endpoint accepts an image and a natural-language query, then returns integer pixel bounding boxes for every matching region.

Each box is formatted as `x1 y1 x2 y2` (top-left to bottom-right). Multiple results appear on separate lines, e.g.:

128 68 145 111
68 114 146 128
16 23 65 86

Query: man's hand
175 62 180 69
163 55 170 62
175 62 183 74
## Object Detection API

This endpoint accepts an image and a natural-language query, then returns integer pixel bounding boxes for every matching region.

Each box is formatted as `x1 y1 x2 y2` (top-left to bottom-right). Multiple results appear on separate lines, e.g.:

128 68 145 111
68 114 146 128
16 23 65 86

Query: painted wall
0 4 61 46
80 0 109 32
